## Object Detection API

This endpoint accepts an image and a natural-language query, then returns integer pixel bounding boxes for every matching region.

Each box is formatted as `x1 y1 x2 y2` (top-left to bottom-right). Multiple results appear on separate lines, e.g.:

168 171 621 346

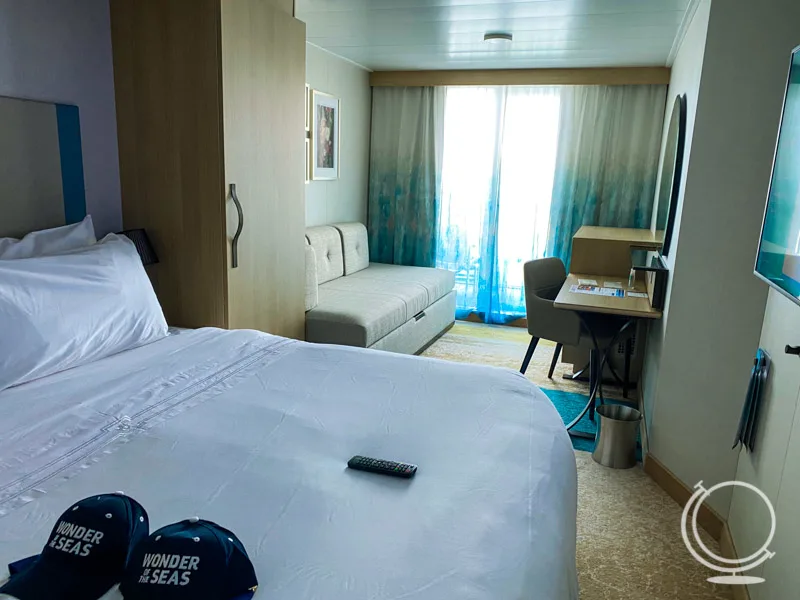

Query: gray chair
521 257 635 402
520 257 584 378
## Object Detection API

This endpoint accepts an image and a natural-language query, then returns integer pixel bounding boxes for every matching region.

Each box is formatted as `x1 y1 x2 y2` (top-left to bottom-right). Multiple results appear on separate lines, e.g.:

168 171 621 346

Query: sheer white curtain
436 86 561 322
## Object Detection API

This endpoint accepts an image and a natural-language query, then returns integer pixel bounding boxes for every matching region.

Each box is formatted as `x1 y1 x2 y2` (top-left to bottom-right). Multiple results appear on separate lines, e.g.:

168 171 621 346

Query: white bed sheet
0 328 578 599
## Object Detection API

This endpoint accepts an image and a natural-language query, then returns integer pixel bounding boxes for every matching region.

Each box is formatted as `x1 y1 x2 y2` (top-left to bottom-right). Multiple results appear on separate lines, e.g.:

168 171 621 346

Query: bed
0 227 578 599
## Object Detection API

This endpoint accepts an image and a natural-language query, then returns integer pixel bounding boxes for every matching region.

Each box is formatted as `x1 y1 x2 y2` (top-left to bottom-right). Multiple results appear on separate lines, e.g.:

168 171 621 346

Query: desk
554 274 662 319
562 226 663 382
554 273 662 439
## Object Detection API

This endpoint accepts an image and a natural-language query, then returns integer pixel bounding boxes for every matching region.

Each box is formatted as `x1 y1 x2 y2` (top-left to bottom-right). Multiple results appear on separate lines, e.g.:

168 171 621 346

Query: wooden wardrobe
110 0 306 339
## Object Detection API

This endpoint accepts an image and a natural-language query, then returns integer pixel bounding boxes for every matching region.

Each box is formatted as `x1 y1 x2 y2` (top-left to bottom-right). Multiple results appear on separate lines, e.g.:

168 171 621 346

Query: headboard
0 95 87 238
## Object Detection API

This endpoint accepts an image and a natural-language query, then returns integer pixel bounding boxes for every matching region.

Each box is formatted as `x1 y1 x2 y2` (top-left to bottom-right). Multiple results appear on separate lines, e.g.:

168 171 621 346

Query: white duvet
0 329 578 599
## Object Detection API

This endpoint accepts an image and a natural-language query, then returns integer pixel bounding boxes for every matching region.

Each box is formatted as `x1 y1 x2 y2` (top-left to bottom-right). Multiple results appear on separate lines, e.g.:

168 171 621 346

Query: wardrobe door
221 0 306 338
111 0 229 329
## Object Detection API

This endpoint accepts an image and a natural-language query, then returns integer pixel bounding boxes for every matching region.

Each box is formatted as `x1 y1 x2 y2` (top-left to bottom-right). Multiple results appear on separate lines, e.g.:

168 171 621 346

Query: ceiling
295 0 696 71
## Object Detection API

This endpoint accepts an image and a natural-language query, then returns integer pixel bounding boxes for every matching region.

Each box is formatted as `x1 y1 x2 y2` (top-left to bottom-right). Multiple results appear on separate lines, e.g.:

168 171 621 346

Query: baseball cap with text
0 493 149 600
120 518 258 600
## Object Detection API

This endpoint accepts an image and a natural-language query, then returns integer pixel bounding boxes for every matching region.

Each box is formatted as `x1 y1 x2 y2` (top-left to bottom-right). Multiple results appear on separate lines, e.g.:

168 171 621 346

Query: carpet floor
422 321 732 600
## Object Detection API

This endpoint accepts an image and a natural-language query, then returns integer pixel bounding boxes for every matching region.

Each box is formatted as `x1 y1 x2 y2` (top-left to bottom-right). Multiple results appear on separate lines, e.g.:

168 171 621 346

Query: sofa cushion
347 263 455 306
306 287 409 347
307 269 435 347
305 226 344 284
332 222 369 275
304 242 318 312
324 275 429 319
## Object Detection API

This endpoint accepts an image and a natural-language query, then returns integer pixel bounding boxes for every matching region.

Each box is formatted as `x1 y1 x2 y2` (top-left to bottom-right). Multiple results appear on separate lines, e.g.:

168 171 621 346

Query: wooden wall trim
370 67 671 87
643 453 725 541
463 313 527 328
719 523 752 600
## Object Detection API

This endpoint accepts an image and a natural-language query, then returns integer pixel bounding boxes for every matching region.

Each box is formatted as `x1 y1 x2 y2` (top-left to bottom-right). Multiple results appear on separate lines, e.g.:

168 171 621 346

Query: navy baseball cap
120 518 258 600
0 492 149 600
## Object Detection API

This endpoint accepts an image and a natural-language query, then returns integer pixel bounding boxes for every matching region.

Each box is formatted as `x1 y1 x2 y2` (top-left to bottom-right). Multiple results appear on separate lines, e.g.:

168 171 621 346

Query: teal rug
541 388 642 457
541 388 598 452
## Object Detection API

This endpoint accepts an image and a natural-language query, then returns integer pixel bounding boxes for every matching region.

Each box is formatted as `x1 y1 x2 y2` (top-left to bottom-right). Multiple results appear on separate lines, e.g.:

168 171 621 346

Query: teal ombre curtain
367 87 445 267
547 85 667 269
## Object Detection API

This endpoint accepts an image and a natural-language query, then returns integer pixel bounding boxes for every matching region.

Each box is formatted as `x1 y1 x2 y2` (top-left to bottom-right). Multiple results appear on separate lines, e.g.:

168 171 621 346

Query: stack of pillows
0 216 168 392
0 221 257 598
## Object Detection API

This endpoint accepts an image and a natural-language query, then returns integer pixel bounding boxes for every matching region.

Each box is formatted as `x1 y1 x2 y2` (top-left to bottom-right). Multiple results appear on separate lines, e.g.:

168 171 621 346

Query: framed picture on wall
304 84 310 133
310 89 339 180
305 138 311 183
304 84 311 183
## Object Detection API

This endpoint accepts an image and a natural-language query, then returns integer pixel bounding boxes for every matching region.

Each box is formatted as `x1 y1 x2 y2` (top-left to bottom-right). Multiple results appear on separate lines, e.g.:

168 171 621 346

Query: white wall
643 0 800 516
642 0 711 435
0 0 121 236
305 44 371 226
728 289 800 597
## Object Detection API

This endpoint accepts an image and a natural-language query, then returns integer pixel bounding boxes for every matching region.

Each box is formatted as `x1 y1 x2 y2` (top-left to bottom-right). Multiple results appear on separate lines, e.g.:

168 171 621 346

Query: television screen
756 47 800 303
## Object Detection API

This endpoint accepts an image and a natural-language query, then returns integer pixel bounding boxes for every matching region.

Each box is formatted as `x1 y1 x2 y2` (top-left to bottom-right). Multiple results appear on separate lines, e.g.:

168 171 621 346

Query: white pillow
0 215 96 259
0 234 168 391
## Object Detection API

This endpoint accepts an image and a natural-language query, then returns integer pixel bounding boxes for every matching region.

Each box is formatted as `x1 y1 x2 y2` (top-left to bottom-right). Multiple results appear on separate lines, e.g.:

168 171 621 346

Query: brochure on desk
570 285 625 298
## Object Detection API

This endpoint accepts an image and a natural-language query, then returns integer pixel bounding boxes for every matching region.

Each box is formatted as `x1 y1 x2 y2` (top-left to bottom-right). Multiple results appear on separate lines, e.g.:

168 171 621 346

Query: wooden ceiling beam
370 67 671 87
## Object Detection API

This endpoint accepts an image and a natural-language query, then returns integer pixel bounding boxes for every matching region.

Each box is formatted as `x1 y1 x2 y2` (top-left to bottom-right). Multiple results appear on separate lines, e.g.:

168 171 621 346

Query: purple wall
0 0 121 235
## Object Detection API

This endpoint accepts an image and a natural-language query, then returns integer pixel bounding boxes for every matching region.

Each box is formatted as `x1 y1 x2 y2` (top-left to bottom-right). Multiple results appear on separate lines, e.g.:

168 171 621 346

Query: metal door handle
785 345 800 356
230 183 244 269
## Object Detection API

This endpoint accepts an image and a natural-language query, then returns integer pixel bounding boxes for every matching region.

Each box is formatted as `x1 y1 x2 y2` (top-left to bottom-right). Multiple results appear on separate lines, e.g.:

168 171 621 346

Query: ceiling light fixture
484 32 513 44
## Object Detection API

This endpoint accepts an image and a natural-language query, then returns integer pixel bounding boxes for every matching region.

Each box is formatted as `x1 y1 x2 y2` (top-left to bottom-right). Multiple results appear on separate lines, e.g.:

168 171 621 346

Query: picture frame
304 84 311 183
309 89 340 180
305 138 311 184
304 84 310 133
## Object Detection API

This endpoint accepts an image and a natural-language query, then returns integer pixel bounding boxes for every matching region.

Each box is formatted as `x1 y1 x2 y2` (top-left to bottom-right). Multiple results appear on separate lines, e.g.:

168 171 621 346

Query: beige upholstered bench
304 222 456 354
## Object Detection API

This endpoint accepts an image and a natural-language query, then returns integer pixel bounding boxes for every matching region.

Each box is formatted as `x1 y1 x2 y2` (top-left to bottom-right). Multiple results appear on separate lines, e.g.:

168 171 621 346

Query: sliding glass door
436 86 561 323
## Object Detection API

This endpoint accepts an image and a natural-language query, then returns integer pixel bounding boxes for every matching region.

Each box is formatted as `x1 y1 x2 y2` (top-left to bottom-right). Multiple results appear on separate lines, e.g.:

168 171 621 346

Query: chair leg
520 337 539 374
589 349 597 422
623 337 632 399
548 343 563 379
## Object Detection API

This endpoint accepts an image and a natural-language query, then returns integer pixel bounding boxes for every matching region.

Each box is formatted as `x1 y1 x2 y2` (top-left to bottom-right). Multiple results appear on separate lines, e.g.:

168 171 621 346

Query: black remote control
347 456 417 479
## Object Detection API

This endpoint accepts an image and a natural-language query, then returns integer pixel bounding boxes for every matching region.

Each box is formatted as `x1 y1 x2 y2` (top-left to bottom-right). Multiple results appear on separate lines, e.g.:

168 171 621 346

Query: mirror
653 94 687 257
0 95 86 238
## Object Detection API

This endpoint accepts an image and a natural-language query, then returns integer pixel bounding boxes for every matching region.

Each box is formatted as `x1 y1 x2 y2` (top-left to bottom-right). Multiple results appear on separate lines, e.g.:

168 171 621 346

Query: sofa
304 223 456 354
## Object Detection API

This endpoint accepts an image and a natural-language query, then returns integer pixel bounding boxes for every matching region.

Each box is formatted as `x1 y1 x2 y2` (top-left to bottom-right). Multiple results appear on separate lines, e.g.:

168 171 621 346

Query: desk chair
522 258 636 411
520 258 583 378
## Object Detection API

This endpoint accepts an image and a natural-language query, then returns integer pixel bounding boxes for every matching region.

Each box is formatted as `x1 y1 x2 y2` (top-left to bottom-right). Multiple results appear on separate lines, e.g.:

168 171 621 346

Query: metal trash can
592 405 642 469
